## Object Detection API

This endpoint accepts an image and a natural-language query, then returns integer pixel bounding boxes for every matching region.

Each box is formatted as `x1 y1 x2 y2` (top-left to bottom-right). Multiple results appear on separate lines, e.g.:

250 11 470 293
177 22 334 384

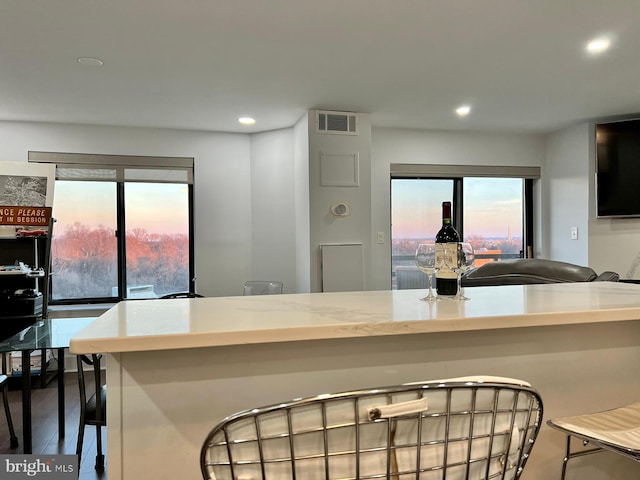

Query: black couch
461 258 619 287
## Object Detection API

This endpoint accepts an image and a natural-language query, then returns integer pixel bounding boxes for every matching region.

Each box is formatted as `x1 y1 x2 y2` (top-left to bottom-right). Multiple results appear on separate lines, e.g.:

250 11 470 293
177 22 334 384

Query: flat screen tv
596 118 640 218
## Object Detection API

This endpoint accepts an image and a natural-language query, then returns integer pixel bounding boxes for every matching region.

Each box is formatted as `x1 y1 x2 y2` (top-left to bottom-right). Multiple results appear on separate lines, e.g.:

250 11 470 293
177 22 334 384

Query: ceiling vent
315 110 359 135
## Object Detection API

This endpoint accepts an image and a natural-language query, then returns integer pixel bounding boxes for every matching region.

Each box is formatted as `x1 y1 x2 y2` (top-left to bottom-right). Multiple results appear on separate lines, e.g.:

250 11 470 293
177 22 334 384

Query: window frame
390 163 538 257
28 152 195 304
390 165 538 290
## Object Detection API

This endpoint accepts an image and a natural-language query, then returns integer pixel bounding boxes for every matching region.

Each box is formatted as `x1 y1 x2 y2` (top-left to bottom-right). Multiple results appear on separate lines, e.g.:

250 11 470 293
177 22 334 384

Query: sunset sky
53 178 521 241
392 178 523 239
52 181 189 236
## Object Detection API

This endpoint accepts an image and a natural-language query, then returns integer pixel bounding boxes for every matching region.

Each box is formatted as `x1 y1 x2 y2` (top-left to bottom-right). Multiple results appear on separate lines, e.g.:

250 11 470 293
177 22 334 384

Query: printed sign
0 455 77 479
0 207 52 227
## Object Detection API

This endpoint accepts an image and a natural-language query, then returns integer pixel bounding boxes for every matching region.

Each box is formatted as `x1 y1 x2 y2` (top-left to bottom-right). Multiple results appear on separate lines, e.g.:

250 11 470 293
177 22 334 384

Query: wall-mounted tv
596 118 640 218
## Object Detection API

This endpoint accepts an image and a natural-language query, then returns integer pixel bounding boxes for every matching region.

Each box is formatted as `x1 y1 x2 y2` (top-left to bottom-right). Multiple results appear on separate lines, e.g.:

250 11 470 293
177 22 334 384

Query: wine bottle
435 201 460 296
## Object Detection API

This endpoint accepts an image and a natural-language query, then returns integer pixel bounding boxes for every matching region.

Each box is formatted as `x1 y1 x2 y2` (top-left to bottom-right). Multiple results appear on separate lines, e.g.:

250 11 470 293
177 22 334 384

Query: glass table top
0 317 96 353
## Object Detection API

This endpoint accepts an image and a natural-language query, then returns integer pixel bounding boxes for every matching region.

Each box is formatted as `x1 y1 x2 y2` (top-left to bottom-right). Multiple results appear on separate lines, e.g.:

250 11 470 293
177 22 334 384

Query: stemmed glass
415 243 438 302
448 242 475 300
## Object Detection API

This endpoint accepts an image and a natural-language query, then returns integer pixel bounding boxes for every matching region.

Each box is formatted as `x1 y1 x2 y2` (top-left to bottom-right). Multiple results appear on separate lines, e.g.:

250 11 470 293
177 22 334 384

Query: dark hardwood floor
0 371 106 480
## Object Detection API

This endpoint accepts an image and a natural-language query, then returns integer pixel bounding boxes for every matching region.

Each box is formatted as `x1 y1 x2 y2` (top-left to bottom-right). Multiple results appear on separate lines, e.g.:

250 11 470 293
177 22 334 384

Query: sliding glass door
391 175 528 289
123 182 190 299
51 180 192 302
51 181 118 300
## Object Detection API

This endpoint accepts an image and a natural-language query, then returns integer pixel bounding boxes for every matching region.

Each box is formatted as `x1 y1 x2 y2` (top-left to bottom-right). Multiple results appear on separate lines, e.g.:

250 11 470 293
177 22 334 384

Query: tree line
51 223 189 299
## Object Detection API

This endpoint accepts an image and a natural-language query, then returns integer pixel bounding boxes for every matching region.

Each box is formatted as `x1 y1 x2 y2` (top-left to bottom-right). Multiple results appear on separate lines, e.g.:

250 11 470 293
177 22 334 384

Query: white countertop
69 282 640 354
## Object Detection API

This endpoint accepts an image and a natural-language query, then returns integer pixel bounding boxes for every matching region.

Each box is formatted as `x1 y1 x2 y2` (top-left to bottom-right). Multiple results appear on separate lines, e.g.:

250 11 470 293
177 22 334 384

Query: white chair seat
549 402 640 454
547 402 640 480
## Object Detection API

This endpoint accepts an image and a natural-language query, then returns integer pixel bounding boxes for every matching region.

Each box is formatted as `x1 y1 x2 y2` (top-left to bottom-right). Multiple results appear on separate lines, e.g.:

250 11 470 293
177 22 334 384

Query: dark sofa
461 258 619 287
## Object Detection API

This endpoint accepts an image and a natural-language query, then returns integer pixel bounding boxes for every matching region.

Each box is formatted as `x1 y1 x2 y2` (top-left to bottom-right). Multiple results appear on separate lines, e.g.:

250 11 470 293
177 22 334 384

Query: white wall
546 123 590 265
0 120 254 297
250 128 297 293
293 113 311 293
546 121 640 278
1 119 570 298
590 217 640 279
308 112 372 292
371 127 548 289
591 216 640 279
585 121 640 279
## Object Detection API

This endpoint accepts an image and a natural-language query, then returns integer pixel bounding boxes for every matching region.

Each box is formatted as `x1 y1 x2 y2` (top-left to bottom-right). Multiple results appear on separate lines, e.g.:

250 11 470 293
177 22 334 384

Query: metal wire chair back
201 376 543 480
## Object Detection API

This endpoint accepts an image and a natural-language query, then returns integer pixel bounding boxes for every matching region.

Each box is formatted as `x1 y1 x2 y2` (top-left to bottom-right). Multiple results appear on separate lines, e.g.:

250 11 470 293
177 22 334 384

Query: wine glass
448 242 475 300
415 243 438 301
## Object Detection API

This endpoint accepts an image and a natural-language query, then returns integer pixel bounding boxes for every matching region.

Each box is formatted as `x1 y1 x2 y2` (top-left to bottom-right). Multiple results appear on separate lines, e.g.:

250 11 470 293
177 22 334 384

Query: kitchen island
70 282 640 480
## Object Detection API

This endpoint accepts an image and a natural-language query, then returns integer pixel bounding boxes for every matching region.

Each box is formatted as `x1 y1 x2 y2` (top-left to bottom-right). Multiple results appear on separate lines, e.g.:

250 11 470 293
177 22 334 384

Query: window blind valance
391 163 540 179
28 151 194 184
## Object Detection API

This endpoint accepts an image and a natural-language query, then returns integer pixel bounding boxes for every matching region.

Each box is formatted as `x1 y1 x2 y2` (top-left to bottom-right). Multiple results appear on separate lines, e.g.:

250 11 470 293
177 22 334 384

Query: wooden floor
0 371 106 480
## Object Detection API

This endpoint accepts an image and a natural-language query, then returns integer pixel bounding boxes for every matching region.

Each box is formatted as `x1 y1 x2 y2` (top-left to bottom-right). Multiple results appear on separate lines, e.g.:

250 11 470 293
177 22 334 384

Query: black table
0 317 96 453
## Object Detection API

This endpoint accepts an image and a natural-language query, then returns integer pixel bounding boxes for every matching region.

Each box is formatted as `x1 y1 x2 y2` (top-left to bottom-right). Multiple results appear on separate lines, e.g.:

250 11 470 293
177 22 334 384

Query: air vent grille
315 111 359 135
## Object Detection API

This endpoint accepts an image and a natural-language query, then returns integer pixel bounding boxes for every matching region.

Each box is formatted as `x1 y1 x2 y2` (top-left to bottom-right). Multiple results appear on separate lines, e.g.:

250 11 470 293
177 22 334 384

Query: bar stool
548 402 640 479
0 371 18 449
201 376 543 480
76 354 106 472
242 281 283 295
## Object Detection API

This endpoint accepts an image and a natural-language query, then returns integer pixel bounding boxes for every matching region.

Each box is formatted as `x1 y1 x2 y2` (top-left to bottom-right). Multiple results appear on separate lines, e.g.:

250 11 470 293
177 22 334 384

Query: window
391 164 538 289
29 152 194 303
123 182 191 299
51 180 117 300
463 177 524 265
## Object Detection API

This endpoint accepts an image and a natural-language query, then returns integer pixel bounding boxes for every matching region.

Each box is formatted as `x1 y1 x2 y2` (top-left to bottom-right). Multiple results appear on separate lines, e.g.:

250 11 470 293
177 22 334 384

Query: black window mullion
524 179 534 258
188 184 196 293
452 178 464 239
116 182 126 301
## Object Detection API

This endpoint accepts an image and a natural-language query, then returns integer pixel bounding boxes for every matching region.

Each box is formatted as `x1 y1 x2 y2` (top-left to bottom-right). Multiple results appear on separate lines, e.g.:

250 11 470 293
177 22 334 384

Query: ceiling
1 1 639 134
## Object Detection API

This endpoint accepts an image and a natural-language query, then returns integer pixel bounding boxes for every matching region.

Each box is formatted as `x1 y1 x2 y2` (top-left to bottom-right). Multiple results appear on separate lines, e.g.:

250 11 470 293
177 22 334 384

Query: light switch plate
570 227 578 240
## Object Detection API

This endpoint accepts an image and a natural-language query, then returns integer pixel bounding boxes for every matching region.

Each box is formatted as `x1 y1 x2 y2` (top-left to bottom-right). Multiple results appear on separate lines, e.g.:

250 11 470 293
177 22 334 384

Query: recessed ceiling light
238 117 256 125
455 105 471 117
586 37 611 54
77 57 104 67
